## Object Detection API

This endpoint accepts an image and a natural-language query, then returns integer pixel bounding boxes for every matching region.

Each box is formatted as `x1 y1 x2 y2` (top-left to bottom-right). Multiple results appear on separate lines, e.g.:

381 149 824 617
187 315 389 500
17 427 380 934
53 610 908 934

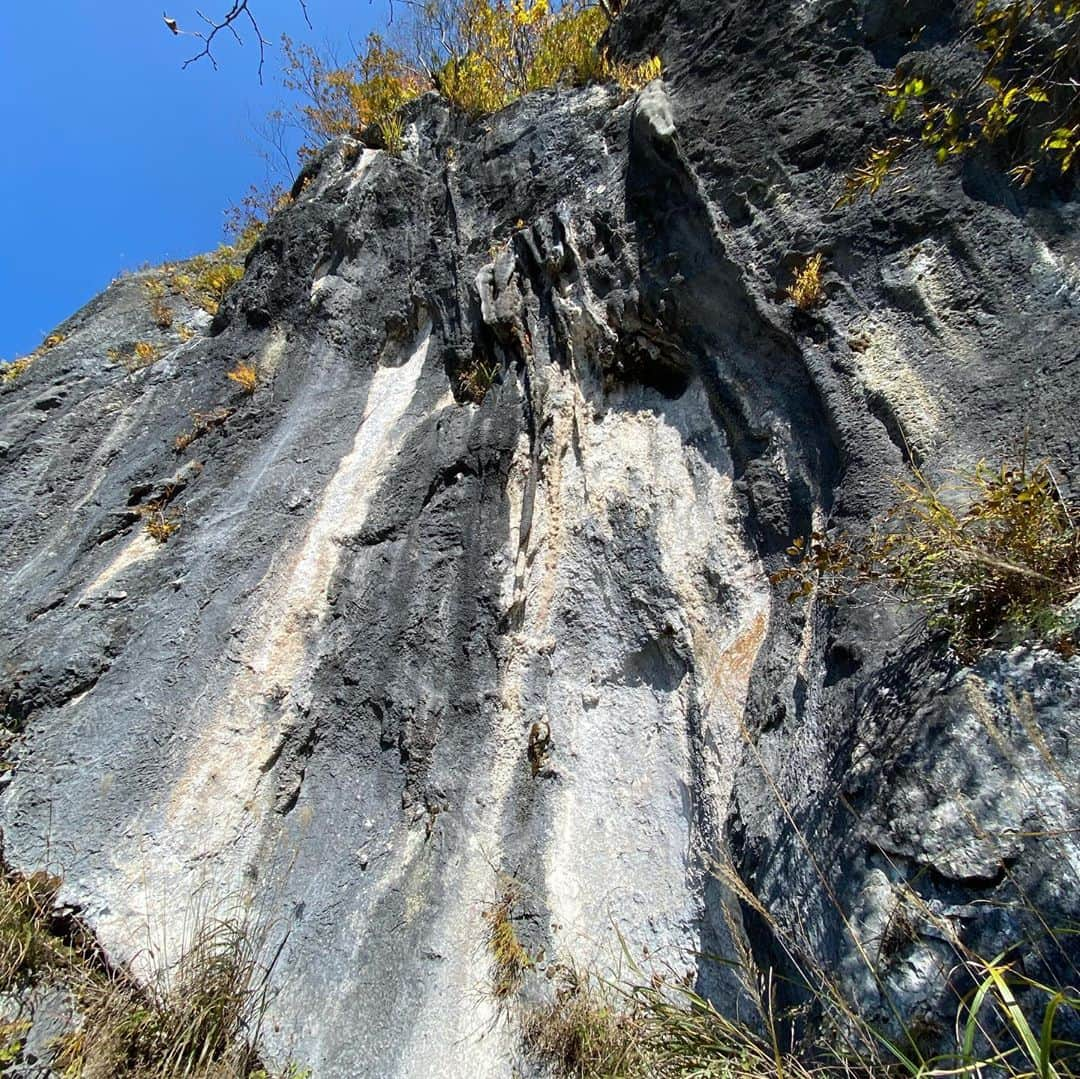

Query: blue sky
0 1 388 360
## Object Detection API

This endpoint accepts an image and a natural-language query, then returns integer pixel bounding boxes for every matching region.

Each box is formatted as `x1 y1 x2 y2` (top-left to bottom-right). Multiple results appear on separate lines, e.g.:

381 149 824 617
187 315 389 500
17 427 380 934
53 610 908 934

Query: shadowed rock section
1 0 1078 1073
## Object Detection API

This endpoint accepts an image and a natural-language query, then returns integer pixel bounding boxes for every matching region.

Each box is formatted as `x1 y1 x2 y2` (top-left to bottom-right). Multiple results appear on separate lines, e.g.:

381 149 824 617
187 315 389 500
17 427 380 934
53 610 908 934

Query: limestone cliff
1 0 1077 1074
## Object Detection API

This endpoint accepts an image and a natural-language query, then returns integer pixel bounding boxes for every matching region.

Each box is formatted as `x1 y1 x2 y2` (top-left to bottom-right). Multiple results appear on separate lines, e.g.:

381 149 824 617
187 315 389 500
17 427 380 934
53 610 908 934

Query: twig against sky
179 0 312 82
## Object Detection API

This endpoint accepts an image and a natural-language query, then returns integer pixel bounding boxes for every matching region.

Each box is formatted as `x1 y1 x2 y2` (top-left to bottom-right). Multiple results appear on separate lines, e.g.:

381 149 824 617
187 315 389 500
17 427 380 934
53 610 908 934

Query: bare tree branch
182 1 272 81
174 1 404 79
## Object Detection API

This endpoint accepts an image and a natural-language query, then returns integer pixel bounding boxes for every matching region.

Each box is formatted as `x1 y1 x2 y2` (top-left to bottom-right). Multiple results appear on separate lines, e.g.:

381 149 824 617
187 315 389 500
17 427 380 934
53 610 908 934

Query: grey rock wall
0 0 1077 1073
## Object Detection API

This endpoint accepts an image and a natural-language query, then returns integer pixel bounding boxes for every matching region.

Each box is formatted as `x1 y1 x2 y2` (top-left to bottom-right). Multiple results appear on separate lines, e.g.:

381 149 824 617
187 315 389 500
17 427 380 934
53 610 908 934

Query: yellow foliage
134 341 158 365
282 36 359 143
224 184 294 255
278 1 654 153
174 407 233 454
1 358 32 384
1 330 67 386
144 278 176 329
150 297 174 329
834 138 911 208
108 341 161 373
143 511 180 543
787 253 825 310
526 4 611 91
442 0 622 115
163 246 246 316
614 54 662 91
839 0 1079 203
227 362 259 395
348 34 426 128
282 32 424 155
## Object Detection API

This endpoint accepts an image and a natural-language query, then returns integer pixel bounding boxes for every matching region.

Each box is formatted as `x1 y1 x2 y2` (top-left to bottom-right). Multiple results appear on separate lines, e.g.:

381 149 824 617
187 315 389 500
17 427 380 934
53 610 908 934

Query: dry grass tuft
139 503 181 544
482 884 533 1000
142 514 181 544
0 863 303 1078
134 341 160 366
144 279 175 329
109 341 161 374
226 362 259 396
159 245 247 318
1 329 67 385
614 55 662 92
0 870 67 990
519 961 856 1079
520 966 650 1077
1 358 33 384
57 905 269 1078
457 355 499 404
787 253 825 311
174 407 233 454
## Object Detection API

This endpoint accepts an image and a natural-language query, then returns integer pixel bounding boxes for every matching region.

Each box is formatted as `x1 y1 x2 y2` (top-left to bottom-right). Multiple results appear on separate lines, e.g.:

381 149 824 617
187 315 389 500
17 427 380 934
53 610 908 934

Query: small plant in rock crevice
457 354 500 404
786 253 826 311
108 341 161 374
135 481 184 544
483 883 534 1000
174 407 234 454
227 362 259 396
140 504 181 544
144 279 175 330
380 112 407 155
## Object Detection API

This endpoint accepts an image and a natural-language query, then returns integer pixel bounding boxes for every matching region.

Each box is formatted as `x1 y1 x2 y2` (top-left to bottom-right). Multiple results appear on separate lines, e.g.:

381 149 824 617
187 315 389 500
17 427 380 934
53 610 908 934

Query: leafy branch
837 0 1080 205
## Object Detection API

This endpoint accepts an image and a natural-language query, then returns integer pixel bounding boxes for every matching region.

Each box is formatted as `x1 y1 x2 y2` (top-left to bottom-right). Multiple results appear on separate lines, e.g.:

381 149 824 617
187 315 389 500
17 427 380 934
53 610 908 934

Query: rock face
1 0 1077 1074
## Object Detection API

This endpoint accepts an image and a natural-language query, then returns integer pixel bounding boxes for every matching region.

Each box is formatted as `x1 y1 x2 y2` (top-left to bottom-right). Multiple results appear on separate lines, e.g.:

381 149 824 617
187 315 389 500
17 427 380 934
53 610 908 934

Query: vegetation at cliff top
0 332 66 386
145 1 660 325
837 0 1080 205
276 0 661 166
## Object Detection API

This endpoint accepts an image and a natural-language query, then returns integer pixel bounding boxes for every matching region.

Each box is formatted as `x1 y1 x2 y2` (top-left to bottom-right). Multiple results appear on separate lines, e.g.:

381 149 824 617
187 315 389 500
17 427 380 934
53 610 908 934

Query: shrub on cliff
838 0 1080 204
773 456 1080 656
281 32 426 152
278 0 661 153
